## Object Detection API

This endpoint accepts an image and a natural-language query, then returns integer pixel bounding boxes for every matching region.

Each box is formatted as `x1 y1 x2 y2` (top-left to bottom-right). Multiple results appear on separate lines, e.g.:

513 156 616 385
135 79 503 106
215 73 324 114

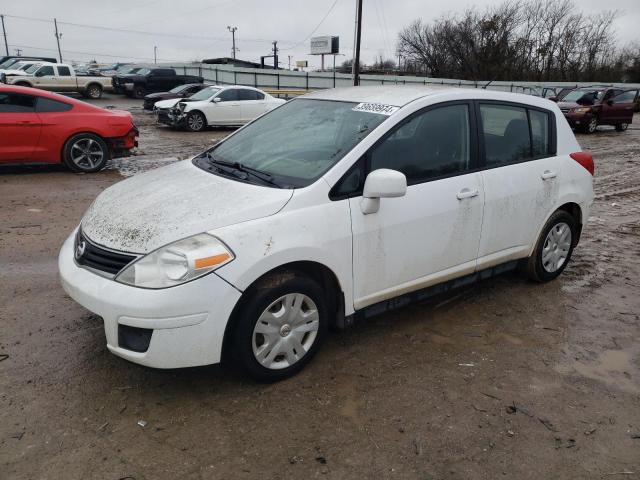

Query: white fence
162 62 640 96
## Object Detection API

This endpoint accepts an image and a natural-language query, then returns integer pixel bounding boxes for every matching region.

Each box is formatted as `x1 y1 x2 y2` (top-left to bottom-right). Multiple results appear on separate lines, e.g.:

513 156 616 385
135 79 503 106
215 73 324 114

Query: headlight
572 107 591 114
115 233 234 289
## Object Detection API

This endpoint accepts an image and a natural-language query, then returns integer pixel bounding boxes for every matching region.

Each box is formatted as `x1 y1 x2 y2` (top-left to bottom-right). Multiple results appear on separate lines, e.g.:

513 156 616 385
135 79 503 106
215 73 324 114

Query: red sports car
0 85 137 172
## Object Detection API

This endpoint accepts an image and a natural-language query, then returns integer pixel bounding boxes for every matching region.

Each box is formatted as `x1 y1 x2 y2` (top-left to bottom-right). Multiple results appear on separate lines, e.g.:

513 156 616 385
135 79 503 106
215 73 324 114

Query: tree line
392 0 639 83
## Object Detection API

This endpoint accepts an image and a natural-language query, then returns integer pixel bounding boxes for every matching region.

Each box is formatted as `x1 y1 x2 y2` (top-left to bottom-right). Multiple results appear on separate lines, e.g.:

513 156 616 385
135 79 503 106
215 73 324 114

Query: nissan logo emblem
75 240 86 260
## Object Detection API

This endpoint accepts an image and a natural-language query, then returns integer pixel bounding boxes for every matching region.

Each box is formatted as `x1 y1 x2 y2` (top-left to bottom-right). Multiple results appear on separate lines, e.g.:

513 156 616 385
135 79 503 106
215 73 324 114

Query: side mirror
213 97 222 103
360 169 407 215
606 99 613 106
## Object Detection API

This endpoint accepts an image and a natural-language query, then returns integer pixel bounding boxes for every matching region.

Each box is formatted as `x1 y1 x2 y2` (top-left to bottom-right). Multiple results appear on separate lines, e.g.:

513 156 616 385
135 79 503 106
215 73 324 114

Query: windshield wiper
204 152 283 188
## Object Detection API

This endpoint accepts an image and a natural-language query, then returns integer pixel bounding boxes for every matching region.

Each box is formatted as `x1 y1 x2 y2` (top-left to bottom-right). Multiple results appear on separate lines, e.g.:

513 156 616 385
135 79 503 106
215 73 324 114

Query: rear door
0 91 41 162
348 102 485 309
55 65 74 91
476 102 559 268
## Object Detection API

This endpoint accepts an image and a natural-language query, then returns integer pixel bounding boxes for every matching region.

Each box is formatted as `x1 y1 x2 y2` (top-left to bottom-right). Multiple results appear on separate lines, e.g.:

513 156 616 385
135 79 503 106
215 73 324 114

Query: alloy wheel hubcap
252 293 320 370
541 222 572 273
70 138 104 169
189 115 204 130
589 119 597 132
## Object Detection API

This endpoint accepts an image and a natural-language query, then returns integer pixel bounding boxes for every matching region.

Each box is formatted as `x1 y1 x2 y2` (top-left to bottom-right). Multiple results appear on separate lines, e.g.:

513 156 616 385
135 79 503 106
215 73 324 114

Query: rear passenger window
480 105 530 167
57 66 71 76
369 104 471 183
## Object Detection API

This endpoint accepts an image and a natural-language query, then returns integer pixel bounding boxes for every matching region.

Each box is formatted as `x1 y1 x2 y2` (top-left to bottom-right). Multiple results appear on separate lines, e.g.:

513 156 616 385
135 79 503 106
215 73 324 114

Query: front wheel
615 123 628 132
232 273 328 382
62 133 109 173
582 117 598 134
185 111 207 132
525 210 576 282
133 86 146 99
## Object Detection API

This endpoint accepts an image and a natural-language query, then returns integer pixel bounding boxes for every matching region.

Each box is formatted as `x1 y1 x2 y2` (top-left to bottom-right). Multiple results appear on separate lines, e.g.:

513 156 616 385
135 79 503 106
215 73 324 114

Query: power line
280 0 341 50
6 43 181 62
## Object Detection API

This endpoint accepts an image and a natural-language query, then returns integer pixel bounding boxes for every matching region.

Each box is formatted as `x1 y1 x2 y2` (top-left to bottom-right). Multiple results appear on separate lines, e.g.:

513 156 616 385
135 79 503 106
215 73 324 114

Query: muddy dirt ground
1 95 639 479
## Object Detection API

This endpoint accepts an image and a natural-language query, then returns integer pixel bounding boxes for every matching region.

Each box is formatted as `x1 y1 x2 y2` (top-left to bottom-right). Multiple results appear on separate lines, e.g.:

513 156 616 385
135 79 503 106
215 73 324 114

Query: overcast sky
2 0 639 69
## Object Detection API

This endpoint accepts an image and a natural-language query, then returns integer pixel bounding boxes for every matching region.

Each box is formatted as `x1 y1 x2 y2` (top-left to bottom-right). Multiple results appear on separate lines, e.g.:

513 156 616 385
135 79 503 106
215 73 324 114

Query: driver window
217 89 239 102
369 104 471 184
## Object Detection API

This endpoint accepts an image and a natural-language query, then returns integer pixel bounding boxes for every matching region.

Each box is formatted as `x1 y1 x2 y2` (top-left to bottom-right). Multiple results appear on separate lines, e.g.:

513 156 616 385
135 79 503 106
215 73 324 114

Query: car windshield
25 64 42 74
195 99 390 188
0 59 19 69
188 87 220 101
563 90 602 103
137 68 151 75
170 84 189 93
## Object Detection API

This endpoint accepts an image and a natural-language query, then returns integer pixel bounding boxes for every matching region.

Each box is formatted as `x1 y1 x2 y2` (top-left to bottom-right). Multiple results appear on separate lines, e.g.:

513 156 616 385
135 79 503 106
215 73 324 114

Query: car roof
0 84 102 110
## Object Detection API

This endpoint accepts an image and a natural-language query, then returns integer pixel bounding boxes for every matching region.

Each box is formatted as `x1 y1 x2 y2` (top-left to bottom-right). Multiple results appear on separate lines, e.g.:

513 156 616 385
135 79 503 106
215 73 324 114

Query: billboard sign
310 36 339 55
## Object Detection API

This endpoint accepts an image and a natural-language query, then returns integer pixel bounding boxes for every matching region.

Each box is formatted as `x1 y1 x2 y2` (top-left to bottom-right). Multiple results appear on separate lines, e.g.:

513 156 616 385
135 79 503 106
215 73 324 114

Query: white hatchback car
154 85 285 131
59 86 594 381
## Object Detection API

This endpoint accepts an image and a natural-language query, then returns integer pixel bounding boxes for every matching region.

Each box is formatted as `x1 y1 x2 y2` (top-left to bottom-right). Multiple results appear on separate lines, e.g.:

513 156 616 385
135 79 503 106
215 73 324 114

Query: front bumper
563 111 593 128
58 230 242 368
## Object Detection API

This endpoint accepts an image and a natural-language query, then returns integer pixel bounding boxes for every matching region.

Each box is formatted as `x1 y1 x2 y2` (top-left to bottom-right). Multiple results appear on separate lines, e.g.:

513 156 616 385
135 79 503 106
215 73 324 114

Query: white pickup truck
2 63 113 99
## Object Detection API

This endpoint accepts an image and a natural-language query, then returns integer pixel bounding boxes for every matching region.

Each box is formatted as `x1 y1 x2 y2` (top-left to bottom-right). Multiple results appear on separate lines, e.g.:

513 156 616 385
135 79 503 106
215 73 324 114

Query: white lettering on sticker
352 102 399 116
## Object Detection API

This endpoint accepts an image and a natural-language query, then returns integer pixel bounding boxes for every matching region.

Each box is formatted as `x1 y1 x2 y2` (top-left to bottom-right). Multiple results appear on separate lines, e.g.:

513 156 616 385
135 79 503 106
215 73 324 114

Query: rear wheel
133 86 146 99
62 133 109 173
232 273 328 382
84 84 103 99
615 123 628 132
185 111 207 132
525 210 576 282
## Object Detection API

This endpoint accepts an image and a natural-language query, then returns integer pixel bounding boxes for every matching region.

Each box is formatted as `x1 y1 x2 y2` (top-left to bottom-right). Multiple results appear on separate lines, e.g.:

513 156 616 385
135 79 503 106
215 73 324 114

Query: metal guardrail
163 63 640 97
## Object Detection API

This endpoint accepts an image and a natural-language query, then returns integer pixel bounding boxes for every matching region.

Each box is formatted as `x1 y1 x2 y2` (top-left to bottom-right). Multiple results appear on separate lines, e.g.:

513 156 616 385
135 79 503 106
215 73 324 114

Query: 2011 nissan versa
59 86 594 381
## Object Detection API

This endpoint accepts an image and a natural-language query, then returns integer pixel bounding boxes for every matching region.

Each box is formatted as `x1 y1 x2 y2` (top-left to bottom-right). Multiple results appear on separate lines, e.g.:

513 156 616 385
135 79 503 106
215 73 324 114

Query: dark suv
558 87 638 133
114 68 203 99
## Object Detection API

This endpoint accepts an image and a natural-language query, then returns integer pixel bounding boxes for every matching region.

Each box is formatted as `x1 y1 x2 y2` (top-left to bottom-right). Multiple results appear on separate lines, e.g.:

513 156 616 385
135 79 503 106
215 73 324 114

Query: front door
209 88 242 125
348 102 484 309
0 91 41 162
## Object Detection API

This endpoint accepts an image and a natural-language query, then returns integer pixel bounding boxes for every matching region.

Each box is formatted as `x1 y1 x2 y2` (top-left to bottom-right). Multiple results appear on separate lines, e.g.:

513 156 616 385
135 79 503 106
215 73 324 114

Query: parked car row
111 67 203 99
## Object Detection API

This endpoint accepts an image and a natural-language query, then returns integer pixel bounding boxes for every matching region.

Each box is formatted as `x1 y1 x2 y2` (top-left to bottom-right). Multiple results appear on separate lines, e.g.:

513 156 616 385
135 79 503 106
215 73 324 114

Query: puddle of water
556 347 639 394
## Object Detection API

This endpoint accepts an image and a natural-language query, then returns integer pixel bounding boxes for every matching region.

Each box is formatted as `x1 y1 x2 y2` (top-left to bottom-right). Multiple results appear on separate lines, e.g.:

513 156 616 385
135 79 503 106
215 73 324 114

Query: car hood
1 69 28 76
154 98 181 109
81 159 293 254
557 101 580 109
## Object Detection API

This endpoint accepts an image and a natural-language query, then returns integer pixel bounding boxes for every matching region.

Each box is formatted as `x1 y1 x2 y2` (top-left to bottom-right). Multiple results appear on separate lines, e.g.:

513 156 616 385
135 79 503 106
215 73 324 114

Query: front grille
74 228 137 276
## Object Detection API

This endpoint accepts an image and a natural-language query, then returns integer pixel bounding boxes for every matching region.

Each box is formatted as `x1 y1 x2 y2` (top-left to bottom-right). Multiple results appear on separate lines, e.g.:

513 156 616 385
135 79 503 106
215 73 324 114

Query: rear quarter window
36 97 73 113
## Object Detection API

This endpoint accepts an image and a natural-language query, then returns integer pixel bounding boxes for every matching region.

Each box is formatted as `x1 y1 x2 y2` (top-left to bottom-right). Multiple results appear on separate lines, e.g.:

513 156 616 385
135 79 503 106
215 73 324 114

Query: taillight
570 152 594 176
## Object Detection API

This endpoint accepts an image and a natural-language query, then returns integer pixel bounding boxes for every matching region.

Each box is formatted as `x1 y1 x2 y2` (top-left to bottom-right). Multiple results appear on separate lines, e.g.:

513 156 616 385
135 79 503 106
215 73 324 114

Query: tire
133 86 146 99
615 123 628 132
62 133 109 173
582 116 598 134
525 210 576 282
231 273 329 382
85 83 103 99
185 111 207 132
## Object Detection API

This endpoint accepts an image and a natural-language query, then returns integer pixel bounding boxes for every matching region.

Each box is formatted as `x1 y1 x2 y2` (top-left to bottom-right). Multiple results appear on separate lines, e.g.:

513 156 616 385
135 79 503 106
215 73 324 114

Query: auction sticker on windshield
352 103 399 115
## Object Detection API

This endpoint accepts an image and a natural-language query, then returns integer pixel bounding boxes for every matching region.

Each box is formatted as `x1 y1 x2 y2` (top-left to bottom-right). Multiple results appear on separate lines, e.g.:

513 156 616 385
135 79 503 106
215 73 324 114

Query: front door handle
541 170 557 180
457 188 479 200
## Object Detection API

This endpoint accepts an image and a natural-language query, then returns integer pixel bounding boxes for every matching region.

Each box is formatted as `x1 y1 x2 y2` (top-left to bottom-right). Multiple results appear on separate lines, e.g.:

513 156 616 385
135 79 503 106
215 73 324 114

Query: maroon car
558 87 637 134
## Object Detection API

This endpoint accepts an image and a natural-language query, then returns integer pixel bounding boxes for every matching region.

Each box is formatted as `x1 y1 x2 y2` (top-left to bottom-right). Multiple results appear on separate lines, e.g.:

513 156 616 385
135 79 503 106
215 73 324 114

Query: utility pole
15 48 22 56
1 15 8 56
288 55 292 70
272 40 278 70
154 46 157 64
352 0 363 86
54 18 63 62
227 26 237 59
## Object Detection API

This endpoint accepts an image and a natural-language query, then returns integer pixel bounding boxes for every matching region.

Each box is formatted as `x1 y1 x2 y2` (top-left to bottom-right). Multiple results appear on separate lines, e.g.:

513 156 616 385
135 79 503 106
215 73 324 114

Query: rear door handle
457 188 479 200
541 170 557 180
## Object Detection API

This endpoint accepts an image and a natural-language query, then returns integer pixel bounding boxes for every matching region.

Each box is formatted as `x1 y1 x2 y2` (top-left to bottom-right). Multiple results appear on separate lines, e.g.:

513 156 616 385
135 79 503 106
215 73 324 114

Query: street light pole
227 26 237 59
1 15 8 56
352 0 363 86
154 46 157 64
54 18 63 62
